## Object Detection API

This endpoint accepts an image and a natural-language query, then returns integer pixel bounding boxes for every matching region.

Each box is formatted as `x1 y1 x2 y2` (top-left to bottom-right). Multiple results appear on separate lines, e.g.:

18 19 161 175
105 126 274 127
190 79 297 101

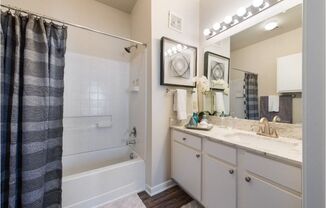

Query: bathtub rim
62 147 142 182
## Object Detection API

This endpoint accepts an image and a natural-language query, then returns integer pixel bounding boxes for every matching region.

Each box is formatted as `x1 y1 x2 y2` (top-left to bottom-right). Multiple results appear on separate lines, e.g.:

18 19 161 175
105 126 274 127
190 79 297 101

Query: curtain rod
0 4 147 47
232 68 258 75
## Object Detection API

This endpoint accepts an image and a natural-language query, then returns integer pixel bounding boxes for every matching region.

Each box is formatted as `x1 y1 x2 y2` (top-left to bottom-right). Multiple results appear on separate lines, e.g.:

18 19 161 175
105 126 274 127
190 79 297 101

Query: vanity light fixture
237 7 247 17
224 16 233 24
203 0 285 39
213 23 221 31
203 28 211 36
264 21 279 31
252 0 265 8
232 20 240 26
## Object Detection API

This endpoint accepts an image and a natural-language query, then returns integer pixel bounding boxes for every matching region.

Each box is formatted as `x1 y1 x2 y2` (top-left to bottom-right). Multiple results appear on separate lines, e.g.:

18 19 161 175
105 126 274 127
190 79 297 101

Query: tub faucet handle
129 127 137 138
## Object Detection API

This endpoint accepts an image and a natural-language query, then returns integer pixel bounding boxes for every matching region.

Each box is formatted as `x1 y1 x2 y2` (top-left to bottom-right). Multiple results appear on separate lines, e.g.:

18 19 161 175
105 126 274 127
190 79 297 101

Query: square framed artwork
160 37 197 88
204 52 230 90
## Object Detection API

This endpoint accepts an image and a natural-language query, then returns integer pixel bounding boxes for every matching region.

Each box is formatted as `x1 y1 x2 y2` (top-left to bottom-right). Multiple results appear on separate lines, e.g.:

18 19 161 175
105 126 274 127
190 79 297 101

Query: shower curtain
1 11 67 208
244 73 259 120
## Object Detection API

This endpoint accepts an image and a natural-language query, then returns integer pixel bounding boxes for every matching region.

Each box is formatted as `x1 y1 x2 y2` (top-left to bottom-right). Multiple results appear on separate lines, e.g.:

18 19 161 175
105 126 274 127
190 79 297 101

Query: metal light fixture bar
204 0 284 40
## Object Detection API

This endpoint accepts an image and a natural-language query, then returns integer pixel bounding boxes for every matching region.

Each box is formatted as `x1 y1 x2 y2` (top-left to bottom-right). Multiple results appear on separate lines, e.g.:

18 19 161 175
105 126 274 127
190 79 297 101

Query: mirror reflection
202 4 302 124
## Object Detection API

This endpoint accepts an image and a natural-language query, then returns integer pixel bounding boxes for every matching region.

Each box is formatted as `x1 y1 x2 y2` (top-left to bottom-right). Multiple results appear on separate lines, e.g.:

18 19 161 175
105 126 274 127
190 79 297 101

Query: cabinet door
203 154 236 208
172 141 201 201
277 53 302 93
239 173 302 208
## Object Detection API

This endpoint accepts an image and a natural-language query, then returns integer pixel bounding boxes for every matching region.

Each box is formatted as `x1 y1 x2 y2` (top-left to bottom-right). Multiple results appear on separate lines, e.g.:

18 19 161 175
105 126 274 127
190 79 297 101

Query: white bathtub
62 146 145 208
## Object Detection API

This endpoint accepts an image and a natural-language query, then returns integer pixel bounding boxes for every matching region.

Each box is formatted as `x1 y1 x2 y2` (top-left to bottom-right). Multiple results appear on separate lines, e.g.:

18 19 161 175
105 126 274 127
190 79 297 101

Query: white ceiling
96 0 138 13
231 4 302 51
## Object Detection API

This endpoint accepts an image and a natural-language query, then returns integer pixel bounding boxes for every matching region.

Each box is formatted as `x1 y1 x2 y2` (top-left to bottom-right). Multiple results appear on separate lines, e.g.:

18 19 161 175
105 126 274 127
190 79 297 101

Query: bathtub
62 146 145 208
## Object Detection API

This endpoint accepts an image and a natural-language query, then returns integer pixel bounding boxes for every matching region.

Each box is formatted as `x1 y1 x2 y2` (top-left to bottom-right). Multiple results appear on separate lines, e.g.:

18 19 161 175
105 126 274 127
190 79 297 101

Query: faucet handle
259 117 268 123
269 127 279 138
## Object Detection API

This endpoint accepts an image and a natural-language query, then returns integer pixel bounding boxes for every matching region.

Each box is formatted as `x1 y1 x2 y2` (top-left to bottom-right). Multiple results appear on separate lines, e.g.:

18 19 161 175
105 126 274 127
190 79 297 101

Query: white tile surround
63 52 130 156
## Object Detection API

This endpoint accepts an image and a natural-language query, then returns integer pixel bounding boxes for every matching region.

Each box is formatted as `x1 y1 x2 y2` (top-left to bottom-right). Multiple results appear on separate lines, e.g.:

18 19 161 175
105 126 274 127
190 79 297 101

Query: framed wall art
160 37 197 88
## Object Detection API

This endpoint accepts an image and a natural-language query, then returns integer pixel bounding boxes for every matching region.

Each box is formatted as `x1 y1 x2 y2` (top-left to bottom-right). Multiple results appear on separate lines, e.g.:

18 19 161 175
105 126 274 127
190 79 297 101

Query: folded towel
173 89 187 120
214 92 225 113
268 95 279 112
192 88 198 113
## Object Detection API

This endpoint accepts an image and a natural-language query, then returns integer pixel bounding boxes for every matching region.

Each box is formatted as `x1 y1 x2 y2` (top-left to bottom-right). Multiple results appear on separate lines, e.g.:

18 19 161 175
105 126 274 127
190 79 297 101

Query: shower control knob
245 177 252 182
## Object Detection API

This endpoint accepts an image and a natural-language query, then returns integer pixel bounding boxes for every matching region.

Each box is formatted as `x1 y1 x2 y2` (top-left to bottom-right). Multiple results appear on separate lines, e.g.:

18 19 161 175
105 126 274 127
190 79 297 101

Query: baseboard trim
145 179 176 196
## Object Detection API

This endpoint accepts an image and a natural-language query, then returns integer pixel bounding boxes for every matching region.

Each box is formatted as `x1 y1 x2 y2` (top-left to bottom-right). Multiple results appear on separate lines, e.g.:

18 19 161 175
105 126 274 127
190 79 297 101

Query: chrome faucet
256 117 279 138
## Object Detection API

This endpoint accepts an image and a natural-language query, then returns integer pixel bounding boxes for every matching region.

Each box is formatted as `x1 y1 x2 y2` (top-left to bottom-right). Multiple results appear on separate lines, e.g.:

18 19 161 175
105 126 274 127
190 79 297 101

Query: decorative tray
185 124 213 131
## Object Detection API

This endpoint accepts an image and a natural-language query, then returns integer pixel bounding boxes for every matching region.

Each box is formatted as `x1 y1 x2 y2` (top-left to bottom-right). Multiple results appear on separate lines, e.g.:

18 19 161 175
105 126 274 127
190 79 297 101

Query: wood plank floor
138 186 193 208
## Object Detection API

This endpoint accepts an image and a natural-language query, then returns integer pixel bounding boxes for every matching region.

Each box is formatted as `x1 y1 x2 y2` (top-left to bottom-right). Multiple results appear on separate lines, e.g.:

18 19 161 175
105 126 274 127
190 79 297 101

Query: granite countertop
171 125 302 167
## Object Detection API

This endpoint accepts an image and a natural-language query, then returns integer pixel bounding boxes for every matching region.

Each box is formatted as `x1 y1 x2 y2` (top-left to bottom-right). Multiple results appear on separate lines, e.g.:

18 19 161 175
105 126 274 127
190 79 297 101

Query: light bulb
252 0 264 8
224 16 233 24
264 22 278 31
213 23 221 31
237 7 247 17
203 28 211 36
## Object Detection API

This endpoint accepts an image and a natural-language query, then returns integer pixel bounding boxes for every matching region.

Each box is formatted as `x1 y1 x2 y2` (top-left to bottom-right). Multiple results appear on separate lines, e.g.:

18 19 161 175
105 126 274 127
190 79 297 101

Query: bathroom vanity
171 126 302 208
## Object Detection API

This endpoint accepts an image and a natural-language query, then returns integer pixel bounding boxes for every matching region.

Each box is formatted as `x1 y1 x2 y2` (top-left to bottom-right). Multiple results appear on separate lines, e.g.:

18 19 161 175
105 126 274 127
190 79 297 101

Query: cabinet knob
229 169 234 174
196 154 201 158
183 138 187 141
245 177 252 183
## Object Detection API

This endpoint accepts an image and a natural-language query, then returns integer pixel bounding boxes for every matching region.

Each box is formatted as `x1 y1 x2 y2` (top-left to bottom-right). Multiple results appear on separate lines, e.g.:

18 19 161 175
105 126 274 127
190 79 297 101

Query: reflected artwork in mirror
204 52 230 90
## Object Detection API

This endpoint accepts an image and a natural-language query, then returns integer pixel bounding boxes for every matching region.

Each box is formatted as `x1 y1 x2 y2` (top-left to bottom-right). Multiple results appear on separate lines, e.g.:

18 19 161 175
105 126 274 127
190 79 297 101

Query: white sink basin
224 132 301 152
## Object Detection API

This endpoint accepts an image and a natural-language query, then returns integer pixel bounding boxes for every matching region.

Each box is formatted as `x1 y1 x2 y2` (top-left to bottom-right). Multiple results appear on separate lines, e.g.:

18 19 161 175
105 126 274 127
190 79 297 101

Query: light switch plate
168 11 183 33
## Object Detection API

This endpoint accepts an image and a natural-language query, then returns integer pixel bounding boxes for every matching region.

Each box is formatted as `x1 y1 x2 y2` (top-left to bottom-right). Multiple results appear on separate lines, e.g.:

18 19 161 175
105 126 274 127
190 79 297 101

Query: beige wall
230 27 303 123
2 0 132 61
150 0 200 188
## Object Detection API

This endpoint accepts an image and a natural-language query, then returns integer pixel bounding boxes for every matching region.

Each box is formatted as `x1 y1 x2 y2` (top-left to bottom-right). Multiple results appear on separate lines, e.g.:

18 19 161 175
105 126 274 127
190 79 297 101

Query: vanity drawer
203 140 237 165
172 130 201 150
243 152 302 193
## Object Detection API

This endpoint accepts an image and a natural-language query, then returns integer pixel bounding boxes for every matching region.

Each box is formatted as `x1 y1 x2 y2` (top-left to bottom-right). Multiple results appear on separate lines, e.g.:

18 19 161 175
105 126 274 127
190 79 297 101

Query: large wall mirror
202 3 302 124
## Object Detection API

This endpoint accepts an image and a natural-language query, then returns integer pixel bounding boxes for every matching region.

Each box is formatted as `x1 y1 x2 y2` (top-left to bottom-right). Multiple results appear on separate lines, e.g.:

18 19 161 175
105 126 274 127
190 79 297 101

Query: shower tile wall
63 52 130 156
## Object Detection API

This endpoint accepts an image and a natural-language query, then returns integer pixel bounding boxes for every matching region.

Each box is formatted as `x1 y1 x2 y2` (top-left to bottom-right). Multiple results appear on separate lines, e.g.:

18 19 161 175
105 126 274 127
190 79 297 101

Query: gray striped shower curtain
1 11 67 208
244 73 259 120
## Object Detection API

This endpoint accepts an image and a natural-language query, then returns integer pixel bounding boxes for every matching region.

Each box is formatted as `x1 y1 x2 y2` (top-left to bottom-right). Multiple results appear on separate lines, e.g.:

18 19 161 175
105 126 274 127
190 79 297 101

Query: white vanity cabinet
238 150 302 208
171 130 202 201
171 129 302 208
202 140 237 208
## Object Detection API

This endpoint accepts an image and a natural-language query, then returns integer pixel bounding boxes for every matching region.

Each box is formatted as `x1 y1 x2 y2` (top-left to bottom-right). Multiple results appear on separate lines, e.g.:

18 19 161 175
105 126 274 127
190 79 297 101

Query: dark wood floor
138 186 193 208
